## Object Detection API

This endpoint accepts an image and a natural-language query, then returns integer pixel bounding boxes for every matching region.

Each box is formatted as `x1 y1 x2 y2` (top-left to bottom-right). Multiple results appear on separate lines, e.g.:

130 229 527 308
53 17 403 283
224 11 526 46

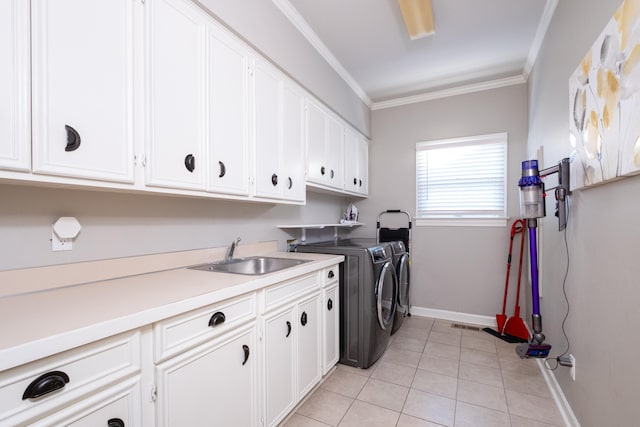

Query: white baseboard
536 359 581 427
410 306 497 328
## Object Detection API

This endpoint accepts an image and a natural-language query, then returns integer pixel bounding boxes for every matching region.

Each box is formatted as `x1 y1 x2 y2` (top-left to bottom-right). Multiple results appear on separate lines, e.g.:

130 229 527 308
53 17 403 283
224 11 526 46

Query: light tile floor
283 316 564 427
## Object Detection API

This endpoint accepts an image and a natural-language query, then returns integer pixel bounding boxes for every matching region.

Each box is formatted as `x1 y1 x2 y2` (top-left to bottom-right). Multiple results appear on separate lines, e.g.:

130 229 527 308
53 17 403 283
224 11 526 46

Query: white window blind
416 133 507 220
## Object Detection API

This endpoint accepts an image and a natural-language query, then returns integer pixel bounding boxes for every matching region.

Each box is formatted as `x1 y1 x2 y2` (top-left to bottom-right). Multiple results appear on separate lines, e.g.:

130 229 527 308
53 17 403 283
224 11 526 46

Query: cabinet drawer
0 330 141 425
154 293 256 362
263 273 320 312
322 265 339 286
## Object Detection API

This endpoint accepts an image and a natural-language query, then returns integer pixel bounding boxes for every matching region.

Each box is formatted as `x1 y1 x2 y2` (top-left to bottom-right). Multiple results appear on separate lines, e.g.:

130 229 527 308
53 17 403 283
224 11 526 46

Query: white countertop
0 242 343 372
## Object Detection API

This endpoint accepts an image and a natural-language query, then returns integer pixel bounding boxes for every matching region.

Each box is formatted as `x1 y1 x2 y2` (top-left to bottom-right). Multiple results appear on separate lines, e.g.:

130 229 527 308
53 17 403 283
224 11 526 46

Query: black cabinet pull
300 311 308 326
286 321 292 337
328 270 335 279
108 419 125 427
271 173 278 186
320 166 325 176
218 161 226 178
330 169 334 179
184 154 195 172
242 345 250 365
288 177 293 189
359 179 362 187
327 298 333 311
353 177 357 185
23 371 70 400
64 125 81 152
208 311 226 327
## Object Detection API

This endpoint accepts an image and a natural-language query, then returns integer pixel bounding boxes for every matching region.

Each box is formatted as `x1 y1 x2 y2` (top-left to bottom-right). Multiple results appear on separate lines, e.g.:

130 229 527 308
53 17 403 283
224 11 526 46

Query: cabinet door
31 0 135 183
297 294 322 399
305 100 326 185
0 0 30 172
322 284 339 375
30 378 140 427
253 60 282 199
208 25 250 196
343 128 359 194
357 136 369 195
145 0 207 190
155 325 257 427
263 307 295 427
325 114 344 190
281 82 306 202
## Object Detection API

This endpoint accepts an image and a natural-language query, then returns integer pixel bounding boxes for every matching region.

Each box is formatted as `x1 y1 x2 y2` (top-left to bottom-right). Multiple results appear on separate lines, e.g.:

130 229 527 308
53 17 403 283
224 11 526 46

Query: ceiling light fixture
397 0 435 40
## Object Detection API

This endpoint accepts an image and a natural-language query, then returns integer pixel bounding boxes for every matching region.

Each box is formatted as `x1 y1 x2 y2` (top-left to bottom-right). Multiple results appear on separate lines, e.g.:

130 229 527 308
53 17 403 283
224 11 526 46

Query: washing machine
296 239 398 368
388 240 410 334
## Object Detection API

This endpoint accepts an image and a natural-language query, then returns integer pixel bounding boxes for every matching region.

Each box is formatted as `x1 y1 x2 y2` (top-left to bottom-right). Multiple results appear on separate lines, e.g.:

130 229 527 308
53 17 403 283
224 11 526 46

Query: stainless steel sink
188 256 311 275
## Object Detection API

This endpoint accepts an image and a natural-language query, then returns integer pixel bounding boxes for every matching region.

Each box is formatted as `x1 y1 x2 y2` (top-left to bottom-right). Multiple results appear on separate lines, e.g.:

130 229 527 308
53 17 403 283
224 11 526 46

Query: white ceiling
275 0 556 106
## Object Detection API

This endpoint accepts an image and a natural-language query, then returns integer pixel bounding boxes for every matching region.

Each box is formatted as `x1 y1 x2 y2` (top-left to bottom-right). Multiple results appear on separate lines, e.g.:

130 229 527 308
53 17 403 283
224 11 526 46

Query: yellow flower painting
569 0 640 189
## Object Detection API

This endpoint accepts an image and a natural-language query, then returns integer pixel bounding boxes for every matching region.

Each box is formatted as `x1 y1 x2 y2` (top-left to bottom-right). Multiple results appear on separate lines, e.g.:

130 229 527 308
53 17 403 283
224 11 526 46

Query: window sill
416 217 508 227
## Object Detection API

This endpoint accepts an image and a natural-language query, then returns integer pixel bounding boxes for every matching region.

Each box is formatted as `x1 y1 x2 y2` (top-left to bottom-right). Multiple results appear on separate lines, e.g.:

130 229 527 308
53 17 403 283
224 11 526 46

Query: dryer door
397 253 410 310
375 261 398 330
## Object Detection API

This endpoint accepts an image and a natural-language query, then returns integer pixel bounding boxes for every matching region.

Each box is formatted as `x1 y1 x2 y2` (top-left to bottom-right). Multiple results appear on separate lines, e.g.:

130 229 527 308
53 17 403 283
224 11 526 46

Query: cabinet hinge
150 384 157 402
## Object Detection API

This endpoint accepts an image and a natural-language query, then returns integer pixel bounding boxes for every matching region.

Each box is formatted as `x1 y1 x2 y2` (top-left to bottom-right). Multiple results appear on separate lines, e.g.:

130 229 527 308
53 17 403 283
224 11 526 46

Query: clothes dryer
296 239 397 368
388 240 410 334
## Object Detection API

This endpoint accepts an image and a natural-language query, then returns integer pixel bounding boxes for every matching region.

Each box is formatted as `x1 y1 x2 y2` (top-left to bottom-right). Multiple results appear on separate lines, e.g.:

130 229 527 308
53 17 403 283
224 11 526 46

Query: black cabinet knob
320 166 325 175
64 125 81 152
242 345 250 365
330 169 334 179
184 154 195 172
353 177 357 185
359 179 362 187
218 161 226 178
108 419 125 427
23 371 70 400
328 270 334 279
327 298 333 311
286 321 292 337
271 173 278 186
288 177 293 189
300 311 308 326
208 311 226 327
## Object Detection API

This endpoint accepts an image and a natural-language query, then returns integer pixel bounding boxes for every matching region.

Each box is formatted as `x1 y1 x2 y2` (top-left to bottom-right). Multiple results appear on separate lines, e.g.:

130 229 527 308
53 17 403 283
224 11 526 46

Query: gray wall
0 184 348 271
196 0 371 137
528 0 640 425
354 84 529 317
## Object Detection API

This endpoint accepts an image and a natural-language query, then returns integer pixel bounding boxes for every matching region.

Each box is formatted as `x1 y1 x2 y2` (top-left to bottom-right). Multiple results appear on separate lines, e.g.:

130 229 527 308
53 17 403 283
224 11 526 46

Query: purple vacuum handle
529 225 540 316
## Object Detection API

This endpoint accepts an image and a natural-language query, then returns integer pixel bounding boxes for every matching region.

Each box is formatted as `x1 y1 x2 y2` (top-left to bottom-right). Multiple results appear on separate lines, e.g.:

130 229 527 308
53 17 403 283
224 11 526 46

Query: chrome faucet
226 237 241 261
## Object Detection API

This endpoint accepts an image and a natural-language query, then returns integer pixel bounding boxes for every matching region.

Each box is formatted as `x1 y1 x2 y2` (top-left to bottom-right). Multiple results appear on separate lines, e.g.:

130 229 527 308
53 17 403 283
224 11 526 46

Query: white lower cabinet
262 282 322 427
263 307 296 426
322 283 339 375
154 323 258 427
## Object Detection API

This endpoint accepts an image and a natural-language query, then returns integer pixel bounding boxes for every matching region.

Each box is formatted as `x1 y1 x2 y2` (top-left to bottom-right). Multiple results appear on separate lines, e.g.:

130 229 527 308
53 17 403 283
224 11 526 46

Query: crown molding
523 0 559 78
372 75 527 110
272 0 372 107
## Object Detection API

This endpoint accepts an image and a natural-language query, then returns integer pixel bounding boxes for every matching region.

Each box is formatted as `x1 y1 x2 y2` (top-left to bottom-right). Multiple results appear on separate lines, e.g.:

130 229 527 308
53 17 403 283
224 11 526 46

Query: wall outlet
569 354 576 380
51 230 73 251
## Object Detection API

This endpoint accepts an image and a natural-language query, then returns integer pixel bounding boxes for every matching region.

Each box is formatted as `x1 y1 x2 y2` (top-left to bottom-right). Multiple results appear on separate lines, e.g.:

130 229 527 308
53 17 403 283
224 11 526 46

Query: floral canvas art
569 0 640 189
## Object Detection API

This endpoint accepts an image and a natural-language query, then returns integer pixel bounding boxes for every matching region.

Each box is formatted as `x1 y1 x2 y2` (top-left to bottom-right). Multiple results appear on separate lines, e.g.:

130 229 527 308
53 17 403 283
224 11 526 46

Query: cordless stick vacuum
515 158 570 359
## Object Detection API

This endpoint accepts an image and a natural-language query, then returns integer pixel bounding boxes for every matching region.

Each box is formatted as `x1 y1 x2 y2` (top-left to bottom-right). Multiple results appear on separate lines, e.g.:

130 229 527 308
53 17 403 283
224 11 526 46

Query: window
415 132 507 226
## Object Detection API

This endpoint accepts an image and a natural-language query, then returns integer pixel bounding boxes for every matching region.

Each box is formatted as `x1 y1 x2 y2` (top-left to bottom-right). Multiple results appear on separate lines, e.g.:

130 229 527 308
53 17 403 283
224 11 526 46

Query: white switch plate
51 230 73 251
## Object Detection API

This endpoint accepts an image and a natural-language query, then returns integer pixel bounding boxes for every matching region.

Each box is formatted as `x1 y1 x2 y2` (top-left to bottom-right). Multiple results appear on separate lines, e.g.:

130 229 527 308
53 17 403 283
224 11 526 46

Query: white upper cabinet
0 0 30 172
145 0 207 190
208 25 251 196
305 99 344 190
31 0 136 183
344 127 369 196
281 82 306 202
254 59 305 202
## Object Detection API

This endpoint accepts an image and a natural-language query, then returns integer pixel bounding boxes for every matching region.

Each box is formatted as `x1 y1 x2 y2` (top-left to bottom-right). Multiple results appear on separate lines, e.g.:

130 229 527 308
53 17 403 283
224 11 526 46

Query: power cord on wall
544 199 572 371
